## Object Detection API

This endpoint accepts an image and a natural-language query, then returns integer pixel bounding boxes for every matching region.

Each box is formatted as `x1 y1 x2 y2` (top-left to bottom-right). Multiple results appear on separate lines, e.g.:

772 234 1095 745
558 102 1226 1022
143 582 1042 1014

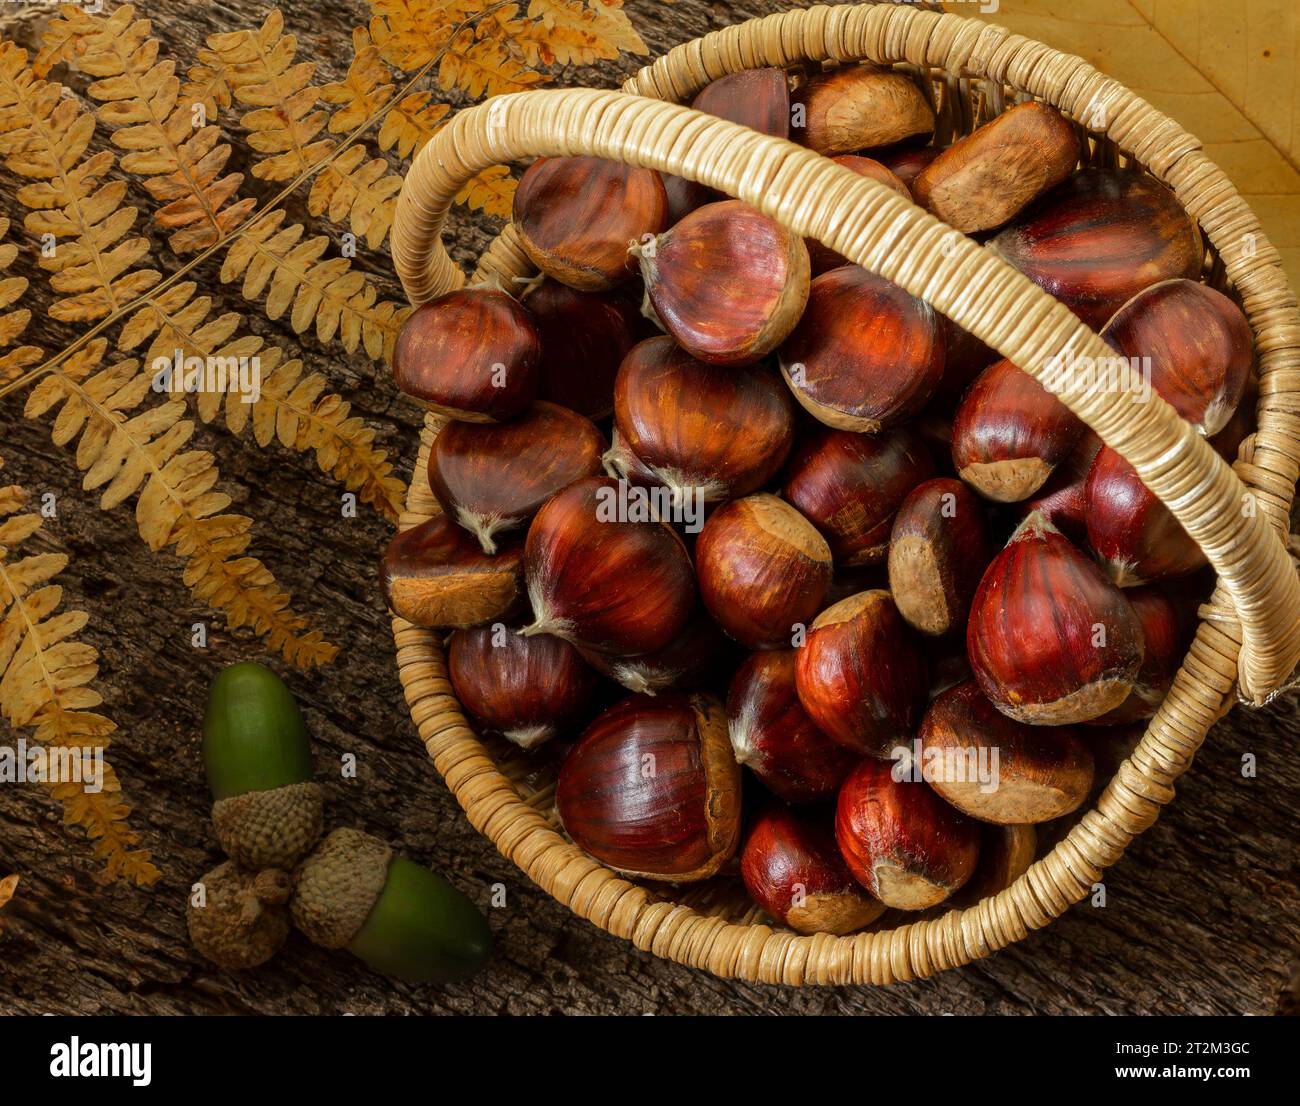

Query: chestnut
726 650 859 804
779 265 945 432
1015 428 1102 544
954 823 1036 906
380 515 524 629
968 512 1144 725
635 200 810 367
1103 278 1252 436
448 626 599 750
577 615 733 697
1090 586 1187 724
391 287 540 421
513 156 669 291
692 67 791 140
912 102 1079 233
795 590 928 756
807 157 910 273
522 279 645 420
612 336 796 507
951 358 1085 502
696 494 832 650
870 143 942 188
782 426 935 566
521 476 695 656
555 692 741 881
1084 445 1205 585
988 169 1202 330
887 477 991 637
933 315 998 413
428 401 605 554
918 681 1094 824
793 66 934 155
741 806 883 935
835 757 980 911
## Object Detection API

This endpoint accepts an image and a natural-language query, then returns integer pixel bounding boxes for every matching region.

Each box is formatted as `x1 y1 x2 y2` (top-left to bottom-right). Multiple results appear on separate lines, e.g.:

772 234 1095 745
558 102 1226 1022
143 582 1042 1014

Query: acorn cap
212 780 324 870
186 861 292 971
291 828 392 949
203 662 314 801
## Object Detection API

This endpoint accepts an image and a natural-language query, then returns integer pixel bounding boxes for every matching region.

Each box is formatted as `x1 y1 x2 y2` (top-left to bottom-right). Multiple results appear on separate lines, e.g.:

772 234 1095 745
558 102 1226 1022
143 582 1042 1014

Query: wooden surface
0 0 1296 1016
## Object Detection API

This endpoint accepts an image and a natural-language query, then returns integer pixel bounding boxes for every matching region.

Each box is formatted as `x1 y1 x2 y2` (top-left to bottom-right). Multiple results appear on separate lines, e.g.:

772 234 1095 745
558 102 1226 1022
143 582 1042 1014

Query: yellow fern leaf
376 91 449 157
518 0 647 67
456 163 517 219
320 28 395 133
0 874 14 914
0 218 41 385
29 2 130 78
308 144 402 250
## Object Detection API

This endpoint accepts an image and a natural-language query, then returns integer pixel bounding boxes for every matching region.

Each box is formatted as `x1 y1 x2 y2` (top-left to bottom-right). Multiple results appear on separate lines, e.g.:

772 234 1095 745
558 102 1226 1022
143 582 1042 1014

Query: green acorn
187 862 293 970
291 829 492 984
203 662 324 871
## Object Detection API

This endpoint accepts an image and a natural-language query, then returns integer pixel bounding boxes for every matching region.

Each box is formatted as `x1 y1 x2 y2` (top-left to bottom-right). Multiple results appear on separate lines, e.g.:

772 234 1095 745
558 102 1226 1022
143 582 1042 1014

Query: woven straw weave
387 3 1300 984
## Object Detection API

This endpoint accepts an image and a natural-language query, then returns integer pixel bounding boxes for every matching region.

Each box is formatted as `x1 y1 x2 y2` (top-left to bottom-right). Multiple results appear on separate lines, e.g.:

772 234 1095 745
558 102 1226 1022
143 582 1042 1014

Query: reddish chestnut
782 426 936 566
521 476 695 656
635 200 810 367
954 823 1036 906
887 478 991 637
448 626 599 750
835 757 980 910
968 512 1144 725
727 650 859 804
741 806 883 935
391 287 540 421
380 515 524 629
555 692 741 881
428 402 604 553
793 66 934 155
934 316 998 412
988 169 1202 330
1090 586 1187 724
807 157 910 273
795 590 928 756
696 494 832 650
779 265 945 432
577 615 733 697
870 143 942 187
612 337 796 507
1015 428 1102 544
514 156 669 290
951 358 1085 502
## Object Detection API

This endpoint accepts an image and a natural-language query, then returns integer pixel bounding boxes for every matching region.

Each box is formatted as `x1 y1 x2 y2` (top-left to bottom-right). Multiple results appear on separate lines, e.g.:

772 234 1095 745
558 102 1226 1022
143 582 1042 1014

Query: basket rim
389 2 1300 985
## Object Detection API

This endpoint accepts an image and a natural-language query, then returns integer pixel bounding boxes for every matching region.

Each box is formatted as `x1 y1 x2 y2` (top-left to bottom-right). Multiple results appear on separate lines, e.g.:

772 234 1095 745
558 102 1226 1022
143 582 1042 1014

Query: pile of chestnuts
381 64 1250 935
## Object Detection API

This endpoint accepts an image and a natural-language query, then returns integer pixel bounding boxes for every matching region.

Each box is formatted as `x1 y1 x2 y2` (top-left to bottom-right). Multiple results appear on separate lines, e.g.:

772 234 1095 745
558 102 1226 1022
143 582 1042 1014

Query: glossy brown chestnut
447 626 599 750
696 494 832 650
1015 428 1102 544
780 265 945 432
635 200 810 367
1084 445 1206 586
795 590 928 756
522 279 645 420
1103 278 1252 436
1090 586 1187 724
391 287 540 421
806 157 910 273
612 336 796 507
793 66 934 155
380 515 524 629
933 316 998 412
953 823 1036 906
782 426 936 566
513 156 669 291
988 169 1202 330
521 476 695 656
835 757 980 910
951 358 1085 502
968 512 1144 725
727 650 859 803
555 692 741 881
428 402 605 554
869 143 942 188
577 615 732 697
741 806 884 935
918 681 1094 823
888 478 991 637
912 102 1079 233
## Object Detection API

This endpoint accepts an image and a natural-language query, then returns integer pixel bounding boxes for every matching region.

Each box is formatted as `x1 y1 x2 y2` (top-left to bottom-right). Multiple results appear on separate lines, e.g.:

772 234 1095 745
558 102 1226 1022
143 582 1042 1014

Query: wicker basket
387 3 1300 984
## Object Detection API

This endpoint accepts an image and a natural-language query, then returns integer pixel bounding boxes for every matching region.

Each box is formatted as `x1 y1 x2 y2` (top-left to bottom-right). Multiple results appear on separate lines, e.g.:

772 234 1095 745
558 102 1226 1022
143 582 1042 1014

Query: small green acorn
291 829 492 983
203 662 324 871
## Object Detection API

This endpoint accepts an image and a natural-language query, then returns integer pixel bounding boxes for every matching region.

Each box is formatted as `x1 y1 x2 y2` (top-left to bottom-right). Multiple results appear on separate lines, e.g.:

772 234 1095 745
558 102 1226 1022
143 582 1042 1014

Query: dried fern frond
29 1 128 78
320 28 395 133
456 163 516 219
309 144 402 250
0 217 42 385
517 0 647 67
0 457 159 885
376 91 449 158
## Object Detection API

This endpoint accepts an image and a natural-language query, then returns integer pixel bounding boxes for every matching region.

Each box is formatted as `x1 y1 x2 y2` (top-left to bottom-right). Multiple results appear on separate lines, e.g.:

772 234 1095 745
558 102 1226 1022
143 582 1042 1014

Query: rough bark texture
0 0 1297 1016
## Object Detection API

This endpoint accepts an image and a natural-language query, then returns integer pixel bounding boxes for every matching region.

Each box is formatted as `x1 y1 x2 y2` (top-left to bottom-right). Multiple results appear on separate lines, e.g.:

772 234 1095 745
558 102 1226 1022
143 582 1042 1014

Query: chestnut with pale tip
806 157 910 274
741 806 884 935
577 615 733 697
795 590 928 756
555 693 741 882
634 200 810 367
727 650 859 804
1015 429 1102 544
696 494 833 650
428 402 605 554
391 287 539 422
520 476 695 657
919 681 1094 823
835 757 980 911
968 511 1145 725
1090 586 1188 725
779 265 945 432
793 65 934 155
513 156 669 291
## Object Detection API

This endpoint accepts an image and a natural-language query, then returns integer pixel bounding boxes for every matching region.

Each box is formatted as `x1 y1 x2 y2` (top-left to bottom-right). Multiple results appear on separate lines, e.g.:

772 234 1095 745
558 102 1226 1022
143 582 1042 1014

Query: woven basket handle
391 87 1300 703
